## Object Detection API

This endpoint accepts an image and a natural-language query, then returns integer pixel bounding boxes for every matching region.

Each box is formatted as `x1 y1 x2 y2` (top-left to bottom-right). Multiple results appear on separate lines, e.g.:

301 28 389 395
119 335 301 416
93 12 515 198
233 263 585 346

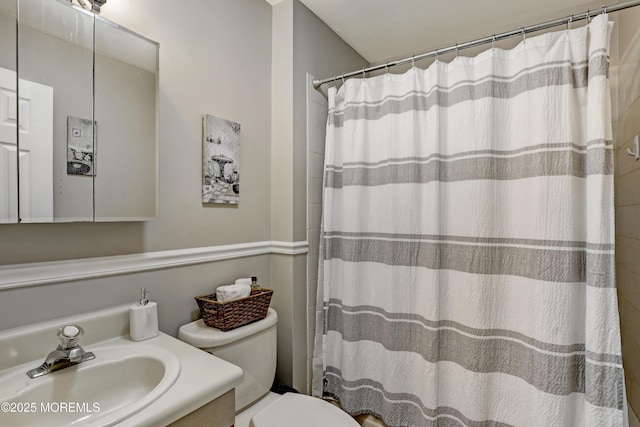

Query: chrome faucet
26 324 95 379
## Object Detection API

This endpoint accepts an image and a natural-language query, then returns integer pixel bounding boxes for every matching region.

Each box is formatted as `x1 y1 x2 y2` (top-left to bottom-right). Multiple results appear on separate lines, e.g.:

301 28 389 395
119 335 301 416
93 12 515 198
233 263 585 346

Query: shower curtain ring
412 55 416 68
601 4 607 14
586 10 591 23
385 62 389 74
521 28 526 42
492 35 496 48
435 50 439 61
455 44 459 57
567 14 573 29
341 73 345 84
362 67 366 78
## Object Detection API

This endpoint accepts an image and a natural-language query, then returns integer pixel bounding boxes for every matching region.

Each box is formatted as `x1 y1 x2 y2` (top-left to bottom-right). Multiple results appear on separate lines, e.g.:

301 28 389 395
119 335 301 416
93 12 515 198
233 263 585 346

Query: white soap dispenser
129 288 159 342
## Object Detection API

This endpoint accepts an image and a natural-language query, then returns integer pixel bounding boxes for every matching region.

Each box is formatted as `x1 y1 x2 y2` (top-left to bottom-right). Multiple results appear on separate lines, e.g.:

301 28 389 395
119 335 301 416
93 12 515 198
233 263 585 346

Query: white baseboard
0 240 308 291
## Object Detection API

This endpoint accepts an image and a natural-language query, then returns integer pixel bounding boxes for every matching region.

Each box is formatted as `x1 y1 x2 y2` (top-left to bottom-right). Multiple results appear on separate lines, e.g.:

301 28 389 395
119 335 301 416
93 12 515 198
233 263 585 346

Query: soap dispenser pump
129 288 159 342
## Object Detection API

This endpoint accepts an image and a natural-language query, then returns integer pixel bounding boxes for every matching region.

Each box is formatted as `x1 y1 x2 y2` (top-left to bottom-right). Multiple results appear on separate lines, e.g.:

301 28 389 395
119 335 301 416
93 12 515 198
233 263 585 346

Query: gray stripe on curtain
326 140 612 170
326 307 624 409
323 237 614 286
325 368 514 427
324 300 621 363
324 147 613 188
328 54 609 128
322 231 615 251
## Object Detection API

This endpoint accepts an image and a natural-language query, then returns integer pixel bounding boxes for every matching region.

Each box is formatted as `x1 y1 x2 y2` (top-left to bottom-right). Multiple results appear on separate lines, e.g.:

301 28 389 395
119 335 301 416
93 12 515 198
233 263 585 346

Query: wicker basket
195 288 273 331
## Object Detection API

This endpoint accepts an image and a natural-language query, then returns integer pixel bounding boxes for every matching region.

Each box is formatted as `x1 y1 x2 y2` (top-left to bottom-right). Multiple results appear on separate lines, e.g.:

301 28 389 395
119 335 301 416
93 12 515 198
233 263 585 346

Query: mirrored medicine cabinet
0 0 158 223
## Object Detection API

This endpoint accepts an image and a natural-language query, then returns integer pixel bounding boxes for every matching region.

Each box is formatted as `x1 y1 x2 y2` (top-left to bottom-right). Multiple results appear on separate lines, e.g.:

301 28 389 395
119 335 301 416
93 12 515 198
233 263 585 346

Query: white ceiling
296 0 618 63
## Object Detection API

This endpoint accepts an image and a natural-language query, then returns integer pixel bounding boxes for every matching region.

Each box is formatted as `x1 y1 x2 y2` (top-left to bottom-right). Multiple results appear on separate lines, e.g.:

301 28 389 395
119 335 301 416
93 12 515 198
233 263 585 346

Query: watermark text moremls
0 401 100 413
40 402 100 413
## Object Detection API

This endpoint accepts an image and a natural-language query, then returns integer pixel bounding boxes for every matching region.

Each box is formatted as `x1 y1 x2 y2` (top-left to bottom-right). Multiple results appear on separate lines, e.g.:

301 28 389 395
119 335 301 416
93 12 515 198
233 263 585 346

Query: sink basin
0 304 242 427
0 344 180 426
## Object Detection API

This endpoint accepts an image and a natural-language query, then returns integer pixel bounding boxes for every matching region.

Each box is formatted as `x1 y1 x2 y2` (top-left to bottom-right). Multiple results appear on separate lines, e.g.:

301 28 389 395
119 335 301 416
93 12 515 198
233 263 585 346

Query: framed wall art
67 116 96 176
202 114 241 204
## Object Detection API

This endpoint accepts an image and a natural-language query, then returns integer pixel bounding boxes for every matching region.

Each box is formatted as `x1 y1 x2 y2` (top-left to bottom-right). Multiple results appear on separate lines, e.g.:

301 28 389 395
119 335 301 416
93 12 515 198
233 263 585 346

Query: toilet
178 308 359 427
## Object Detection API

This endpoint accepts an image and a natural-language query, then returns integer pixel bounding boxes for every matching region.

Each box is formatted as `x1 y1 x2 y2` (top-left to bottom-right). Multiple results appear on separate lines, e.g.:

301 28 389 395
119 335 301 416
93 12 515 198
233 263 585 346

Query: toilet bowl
178 308 358 427
250 392 358 427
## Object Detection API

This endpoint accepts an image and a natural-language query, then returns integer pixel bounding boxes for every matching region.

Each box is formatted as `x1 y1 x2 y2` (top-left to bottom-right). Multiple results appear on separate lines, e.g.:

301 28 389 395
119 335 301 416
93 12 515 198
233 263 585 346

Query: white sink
0 344 180 427
0 304 243 427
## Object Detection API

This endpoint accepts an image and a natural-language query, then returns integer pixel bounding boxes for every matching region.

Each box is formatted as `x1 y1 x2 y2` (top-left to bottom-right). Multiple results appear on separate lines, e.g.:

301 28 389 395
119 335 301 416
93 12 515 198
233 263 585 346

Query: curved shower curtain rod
312 0 640 89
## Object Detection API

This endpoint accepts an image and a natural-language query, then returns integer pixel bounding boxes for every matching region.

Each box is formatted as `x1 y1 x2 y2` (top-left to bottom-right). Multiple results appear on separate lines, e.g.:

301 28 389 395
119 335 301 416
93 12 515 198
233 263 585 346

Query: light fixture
75 0 107 14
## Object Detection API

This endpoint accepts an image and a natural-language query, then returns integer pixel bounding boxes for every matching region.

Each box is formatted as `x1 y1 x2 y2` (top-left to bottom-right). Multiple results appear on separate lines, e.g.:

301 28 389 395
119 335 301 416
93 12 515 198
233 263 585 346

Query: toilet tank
178 308 278 412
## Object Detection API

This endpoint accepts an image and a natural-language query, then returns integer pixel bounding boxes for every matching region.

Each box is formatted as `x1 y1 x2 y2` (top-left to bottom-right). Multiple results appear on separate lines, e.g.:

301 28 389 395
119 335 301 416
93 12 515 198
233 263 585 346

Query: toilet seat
249 393 359 427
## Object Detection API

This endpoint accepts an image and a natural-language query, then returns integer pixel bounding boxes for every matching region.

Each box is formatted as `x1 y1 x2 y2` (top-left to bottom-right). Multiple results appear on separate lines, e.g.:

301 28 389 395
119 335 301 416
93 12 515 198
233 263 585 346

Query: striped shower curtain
312 14 626 427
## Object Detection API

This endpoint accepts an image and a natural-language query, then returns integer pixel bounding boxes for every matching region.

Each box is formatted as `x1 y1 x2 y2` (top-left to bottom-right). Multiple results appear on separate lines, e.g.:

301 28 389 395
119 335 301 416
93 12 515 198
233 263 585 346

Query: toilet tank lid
178 307 278 348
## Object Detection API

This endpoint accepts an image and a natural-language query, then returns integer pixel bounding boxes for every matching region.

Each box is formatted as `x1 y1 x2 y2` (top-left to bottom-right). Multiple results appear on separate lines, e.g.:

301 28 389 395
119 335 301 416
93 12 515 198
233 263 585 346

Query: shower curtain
312 14 625 427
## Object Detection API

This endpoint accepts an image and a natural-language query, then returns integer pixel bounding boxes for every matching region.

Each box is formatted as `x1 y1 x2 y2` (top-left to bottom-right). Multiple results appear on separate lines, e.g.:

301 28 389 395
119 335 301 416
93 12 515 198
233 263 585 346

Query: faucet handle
57 324 84 349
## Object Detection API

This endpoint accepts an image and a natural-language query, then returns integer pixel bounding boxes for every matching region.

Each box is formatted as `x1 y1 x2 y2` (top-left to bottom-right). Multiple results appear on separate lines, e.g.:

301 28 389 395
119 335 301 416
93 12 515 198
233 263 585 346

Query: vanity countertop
0 304 243 427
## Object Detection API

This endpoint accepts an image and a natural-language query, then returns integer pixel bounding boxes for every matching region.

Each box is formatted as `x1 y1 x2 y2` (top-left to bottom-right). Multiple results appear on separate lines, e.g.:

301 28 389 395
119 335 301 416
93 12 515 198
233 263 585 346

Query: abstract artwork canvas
202 114 241 204
67 116 96 176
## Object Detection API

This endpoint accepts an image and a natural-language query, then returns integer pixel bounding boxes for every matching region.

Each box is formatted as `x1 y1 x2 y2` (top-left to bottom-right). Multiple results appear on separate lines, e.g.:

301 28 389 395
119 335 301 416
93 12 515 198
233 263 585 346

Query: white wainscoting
0 240 309 290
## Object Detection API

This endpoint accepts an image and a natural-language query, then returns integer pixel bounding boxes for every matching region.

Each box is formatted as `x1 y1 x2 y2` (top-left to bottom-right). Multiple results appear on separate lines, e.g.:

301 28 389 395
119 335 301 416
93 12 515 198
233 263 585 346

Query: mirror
94 18 158 221
0 0 158 223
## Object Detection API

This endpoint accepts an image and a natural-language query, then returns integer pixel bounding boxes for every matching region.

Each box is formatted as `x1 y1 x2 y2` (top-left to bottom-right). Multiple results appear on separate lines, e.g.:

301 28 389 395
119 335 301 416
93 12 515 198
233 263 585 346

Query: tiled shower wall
306 74 328 394
615 7 640 418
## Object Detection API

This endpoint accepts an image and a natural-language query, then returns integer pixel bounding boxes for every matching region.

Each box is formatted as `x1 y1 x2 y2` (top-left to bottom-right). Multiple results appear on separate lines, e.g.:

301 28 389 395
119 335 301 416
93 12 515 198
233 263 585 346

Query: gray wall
292 0 368 242
0 255 272 336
